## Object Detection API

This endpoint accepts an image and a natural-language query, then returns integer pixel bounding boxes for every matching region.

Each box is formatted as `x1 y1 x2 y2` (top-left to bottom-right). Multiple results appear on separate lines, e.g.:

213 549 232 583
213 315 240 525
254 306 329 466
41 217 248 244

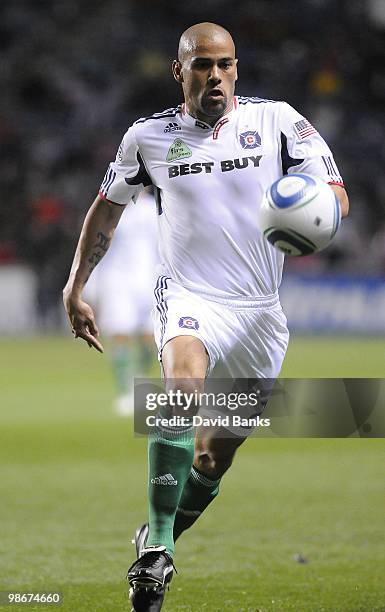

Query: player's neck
184 99 234 127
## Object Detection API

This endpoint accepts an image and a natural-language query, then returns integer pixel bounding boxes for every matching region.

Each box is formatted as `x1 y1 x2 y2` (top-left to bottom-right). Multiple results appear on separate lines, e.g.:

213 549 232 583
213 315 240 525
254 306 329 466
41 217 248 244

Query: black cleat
127 546 175 612
129 586 165 612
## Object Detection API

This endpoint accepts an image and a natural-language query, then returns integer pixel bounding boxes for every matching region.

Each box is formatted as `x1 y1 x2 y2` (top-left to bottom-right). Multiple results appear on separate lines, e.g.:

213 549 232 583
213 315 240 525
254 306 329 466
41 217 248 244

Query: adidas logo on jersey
151 473 178 485
164 122 181 133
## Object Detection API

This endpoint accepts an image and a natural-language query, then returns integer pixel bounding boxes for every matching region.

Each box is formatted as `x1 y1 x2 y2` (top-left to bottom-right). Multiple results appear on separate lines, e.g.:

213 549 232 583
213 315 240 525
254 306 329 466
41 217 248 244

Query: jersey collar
181 96 238 132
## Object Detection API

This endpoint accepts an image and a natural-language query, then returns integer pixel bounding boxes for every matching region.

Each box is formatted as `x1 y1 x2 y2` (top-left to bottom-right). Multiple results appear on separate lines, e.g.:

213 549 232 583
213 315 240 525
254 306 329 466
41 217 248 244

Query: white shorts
152 276 289 379
85 266 154 336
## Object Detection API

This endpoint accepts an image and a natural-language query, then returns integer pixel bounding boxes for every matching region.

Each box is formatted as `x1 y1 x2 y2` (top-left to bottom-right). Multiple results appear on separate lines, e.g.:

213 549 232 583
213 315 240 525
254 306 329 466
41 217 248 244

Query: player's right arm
63 123 152 351
63 195 125 352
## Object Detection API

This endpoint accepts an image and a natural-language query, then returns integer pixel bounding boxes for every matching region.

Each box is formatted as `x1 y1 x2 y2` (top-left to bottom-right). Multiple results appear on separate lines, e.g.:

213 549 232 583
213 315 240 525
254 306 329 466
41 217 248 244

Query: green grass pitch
0 336 384 611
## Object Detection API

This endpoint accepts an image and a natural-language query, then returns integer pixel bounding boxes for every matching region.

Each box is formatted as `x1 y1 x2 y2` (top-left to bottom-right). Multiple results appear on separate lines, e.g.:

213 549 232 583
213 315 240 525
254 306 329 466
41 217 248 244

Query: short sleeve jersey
99 96 343 300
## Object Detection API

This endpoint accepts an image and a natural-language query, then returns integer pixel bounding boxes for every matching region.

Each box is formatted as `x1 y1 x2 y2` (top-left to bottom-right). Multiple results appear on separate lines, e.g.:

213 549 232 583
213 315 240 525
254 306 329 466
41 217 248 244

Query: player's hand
63 292 104 353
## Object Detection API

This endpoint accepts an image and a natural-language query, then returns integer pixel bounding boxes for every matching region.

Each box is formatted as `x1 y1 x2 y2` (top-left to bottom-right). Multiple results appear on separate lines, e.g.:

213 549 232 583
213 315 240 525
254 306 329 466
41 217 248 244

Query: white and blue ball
259 173 341 256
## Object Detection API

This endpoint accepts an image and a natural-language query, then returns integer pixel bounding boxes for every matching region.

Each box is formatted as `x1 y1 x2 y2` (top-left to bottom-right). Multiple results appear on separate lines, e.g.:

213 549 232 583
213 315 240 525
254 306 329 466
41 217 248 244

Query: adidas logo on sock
164 122 181 133
151 473 178 485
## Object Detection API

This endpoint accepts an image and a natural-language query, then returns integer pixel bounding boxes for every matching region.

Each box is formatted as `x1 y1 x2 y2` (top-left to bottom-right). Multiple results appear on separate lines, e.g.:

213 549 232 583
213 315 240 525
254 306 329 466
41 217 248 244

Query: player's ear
234 58 238 82
172 60 183 83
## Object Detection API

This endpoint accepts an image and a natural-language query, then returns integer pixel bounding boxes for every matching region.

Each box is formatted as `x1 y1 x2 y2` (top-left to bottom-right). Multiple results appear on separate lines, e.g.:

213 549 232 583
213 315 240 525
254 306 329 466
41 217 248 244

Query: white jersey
92 190 158 291
100 96 343 301
84 191 158 335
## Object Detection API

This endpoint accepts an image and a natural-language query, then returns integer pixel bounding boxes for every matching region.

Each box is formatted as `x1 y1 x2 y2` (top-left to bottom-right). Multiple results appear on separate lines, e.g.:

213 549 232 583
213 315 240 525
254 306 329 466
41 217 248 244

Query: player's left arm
279 102 349 219
329 184 349 218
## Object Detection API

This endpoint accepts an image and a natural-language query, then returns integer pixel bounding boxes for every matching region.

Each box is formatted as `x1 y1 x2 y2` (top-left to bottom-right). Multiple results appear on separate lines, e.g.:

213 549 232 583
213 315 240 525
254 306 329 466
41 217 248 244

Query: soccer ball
259 173 341 256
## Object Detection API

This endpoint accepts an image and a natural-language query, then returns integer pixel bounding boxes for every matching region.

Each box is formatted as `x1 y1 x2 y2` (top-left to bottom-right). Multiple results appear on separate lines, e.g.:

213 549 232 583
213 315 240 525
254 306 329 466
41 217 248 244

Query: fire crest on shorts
178 316 199 330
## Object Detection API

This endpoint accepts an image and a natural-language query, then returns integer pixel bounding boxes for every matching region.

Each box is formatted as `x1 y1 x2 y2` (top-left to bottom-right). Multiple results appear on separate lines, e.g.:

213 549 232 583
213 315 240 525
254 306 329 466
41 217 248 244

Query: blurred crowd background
1 0 385 330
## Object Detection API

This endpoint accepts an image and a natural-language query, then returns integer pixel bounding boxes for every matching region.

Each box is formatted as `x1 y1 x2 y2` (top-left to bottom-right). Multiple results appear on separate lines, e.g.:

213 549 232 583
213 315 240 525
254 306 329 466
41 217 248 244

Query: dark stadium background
1 0 385 330
0 2 384 611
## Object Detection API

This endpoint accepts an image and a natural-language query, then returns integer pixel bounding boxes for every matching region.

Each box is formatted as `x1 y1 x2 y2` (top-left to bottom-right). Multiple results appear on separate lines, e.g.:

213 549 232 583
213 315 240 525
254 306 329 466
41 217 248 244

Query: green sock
139 340 155 376
147 420 195 556
110 342 136 395
173 466 221 541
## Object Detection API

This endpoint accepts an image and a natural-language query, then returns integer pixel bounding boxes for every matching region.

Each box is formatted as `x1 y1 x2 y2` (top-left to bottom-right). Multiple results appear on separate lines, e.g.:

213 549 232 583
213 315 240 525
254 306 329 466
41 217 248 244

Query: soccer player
83 189 158 416
63 22 349 611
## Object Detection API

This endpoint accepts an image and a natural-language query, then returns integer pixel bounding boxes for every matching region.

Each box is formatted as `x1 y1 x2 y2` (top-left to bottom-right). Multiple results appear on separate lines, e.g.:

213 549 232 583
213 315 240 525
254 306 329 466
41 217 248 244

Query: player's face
174 38 238 125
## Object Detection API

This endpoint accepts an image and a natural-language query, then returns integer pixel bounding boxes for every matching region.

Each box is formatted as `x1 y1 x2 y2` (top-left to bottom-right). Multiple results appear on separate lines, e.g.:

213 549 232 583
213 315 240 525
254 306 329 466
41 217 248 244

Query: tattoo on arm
94 231 110 252
87 231 111 276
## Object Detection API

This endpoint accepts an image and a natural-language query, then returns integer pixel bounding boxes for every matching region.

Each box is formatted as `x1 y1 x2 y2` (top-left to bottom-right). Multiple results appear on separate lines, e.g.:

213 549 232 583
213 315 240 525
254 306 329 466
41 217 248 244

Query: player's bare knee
165 378 204 417
162 336 208 380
